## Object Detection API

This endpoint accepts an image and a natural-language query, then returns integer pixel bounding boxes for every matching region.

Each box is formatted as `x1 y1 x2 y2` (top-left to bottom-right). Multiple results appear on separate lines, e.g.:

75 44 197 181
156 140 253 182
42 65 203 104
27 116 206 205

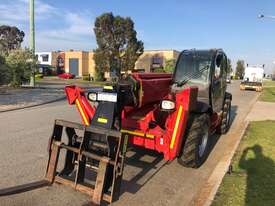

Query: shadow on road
119 146 167 195
239 144 275 206
82 146 167 206
83 105 239 205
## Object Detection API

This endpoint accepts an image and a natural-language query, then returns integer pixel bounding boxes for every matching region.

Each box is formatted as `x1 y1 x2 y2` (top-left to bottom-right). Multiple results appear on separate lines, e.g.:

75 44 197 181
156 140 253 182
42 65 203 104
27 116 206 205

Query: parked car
58 73 75 79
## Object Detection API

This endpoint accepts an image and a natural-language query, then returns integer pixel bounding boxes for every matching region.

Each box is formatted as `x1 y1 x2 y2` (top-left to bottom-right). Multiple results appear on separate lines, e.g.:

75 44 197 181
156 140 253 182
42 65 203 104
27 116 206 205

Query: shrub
82 75 91 81
152 67 165 73
5 49 35 87
35 74 43 80
95 71 104 81
0 55 10 85
164 59 176 73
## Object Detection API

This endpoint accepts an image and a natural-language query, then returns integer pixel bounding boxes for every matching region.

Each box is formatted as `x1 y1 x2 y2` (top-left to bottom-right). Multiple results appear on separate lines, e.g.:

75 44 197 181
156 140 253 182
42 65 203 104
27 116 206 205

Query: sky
1 0 275 73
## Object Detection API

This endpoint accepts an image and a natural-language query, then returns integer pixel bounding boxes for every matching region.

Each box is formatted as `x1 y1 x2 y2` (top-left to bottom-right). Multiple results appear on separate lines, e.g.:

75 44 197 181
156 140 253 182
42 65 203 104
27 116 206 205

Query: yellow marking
145 134 155 139
97 117 108 124
103 85 113 90
170 105 183 149
75 99 89 126
121 129 155 139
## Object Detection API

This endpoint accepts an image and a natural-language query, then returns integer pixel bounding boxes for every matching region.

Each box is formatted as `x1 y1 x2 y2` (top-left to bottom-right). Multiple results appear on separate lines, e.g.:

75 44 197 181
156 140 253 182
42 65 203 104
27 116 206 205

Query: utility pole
29 0 35 87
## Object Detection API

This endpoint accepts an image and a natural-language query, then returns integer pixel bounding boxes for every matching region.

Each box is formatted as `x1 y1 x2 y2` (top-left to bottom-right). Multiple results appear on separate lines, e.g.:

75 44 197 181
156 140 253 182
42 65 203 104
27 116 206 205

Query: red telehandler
0 49 232 205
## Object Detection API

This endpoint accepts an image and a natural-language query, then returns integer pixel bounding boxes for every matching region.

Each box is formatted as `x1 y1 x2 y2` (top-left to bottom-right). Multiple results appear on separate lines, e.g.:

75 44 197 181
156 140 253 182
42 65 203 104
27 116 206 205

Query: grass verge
36 78 108 87
212 121 275 206
260 80 275 102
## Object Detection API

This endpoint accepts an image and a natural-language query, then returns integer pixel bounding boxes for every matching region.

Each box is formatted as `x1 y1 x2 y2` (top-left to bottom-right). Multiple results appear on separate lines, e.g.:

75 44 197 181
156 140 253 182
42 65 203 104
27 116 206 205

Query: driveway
0 80 259 206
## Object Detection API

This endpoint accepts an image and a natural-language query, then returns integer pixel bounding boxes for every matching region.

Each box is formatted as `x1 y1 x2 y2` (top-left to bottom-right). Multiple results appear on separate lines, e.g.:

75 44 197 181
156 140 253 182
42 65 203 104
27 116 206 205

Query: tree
227 58 233 73
0 54 9 85
5 49 35 87
164 59 176 73
235 60 245 79
0 25 25 55
93 13 144 80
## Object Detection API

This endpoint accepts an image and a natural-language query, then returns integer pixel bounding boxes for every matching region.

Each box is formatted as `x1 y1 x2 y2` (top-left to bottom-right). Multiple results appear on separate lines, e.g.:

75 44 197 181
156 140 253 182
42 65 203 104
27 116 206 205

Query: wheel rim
199 132 208 157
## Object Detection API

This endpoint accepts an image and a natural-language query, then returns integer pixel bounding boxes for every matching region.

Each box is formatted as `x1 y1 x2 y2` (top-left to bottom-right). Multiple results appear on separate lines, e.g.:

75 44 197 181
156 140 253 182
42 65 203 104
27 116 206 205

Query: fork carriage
46 119 128 205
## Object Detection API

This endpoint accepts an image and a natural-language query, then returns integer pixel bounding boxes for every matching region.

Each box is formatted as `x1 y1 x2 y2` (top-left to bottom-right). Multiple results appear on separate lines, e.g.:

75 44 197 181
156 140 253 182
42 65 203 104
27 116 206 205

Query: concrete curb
191 92 260 206
0 96 66 113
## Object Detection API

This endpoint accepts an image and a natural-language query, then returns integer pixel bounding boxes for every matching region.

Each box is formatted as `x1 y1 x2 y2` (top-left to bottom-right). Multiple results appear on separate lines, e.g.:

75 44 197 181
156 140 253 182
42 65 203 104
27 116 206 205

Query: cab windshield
174 51 213 85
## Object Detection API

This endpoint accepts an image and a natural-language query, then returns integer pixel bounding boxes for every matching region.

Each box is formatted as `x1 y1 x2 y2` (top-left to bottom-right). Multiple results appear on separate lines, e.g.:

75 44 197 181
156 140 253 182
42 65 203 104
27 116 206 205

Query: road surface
0 80 259 206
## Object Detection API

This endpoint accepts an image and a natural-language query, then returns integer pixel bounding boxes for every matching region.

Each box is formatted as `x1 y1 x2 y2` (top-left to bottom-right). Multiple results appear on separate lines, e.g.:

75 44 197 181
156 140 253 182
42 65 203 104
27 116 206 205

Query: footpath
246 101 275 121
0 87 66 112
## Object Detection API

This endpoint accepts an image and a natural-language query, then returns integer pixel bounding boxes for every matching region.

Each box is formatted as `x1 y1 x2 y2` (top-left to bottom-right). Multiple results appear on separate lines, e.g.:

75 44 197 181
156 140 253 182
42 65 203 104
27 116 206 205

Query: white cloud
43 12 94 39
0 0 58 24
0 2 28 25
0 0 95 51
36 11 95 51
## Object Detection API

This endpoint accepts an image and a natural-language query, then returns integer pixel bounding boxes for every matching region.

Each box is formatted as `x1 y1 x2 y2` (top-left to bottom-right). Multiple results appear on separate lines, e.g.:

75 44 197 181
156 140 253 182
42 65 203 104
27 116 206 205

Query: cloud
0 2 28 25
0 0 95 51
43 11 94 39
0 0 58 25
37 11 95 50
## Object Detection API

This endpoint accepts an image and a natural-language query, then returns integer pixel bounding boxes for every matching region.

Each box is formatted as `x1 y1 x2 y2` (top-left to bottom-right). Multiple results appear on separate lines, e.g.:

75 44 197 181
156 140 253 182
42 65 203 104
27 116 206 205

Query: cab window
214 54 223 80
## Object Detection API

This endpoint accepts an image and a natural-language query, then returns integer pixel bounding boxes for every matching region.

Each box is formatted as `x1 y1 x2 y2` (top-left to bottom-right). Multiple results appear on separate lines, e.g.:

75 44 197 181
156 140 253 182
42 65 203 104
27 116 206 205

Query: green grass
212 121 275 206
260 80 275 102
36 78 108 87
66 79 108 86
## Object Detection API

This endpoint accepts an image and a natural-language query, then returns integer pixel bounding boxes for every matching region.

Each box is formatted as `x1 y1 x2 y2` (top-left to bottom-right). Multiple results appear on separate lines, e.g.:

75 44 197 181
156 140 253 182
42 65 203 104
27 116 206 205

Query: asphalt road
0 80 259 206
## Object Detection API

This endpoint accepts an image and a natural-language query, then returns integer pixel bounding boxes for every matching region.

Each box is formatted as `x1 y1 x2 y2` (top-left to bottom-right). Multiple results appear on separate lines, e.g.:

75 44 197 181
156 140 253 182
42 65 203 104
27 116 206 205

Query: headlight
161 100 175 111
88 92 97 101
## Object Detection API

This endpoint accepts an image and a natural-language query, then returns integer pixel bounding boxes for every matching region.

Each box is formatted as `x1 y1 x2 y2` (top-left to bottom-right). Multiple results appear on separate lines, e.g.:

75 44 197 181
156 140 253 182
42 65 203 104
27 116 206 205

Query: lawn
37 77 108 87
212 121 275 206
259 80 275 102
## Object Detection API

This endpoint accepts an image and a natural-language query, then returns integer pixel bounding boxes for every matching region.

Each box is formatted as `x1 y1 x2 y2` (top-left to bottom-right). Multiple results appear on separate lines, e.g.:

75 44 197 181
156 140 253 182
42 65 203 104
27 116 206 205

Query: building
35 51 60 75
35 52 59 66
64 51 96 77
135 49 180 72
56 52 65 74
60 49 180 78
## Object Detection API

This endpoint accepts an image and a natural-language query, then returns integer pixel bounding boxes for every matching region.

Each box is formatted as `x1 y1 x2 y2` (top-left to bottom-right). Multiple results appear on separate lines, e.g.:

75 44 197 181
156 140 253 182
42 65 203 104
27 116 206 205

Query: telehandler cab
0 49 232 205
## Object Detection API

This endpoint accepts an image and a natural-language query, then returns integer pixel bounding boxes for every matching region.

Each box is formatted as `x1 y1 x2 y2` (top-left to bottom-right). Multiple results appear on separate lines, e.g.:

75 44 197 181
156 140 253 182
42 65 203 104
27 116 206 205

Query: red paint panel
64 85 95 125
167 87 198 160
131 73 172 107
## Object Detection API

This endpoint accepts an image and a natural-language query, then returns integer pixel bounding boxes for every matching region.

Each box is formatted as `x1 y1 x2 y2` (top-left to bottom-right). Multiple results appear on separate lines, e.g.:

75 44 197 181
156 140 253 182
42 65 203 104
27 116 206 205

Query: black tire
177 113 210 168
218 97 231 134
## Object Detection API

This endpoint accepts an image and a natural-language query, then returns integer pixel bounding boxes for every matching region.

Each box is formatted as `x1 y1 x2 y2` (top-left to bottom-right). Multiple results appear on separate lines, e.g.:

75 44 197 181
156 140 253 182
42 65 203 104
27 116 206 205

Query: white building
35 52 52 65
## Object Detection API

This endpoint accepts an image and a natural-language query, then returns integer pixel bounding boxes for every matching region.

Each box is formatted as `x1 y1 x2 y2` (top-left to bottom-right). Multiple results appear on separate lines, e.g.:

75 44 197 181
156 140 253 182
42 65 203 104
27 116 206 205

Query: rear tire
177 113 210 168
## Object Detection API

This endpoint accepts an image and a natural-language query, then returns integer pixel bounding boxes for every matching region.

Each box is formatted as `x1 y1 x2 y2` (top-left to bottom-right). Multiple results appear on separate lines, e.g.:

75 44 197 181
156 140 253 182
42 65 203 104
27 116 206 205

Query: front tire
177 113 210 168
218 97 232 134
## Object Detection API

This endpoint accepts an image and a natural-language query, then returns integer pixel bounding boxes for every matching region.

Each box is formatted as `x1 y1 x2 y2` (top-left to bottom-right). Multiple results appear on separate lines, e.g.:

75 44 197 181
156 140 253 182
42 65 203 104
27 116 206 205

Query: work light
88 92 97 101
160 100 175 111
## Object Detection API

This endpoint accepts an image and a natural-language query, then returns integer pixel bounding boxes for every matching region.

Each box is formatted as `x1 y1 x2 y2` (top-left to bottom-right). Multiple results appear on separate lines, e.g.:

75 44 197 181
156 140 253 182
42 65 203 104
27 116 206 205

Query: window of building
41 54 49 62
152 55 163 65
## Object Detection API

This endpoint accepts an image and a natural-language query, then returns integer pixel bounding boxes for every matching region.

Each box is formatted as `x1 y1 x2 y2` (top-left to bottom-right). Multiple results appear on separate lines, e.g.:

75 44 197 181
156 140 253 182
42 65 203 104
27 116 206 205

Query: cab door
211 53 226 113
